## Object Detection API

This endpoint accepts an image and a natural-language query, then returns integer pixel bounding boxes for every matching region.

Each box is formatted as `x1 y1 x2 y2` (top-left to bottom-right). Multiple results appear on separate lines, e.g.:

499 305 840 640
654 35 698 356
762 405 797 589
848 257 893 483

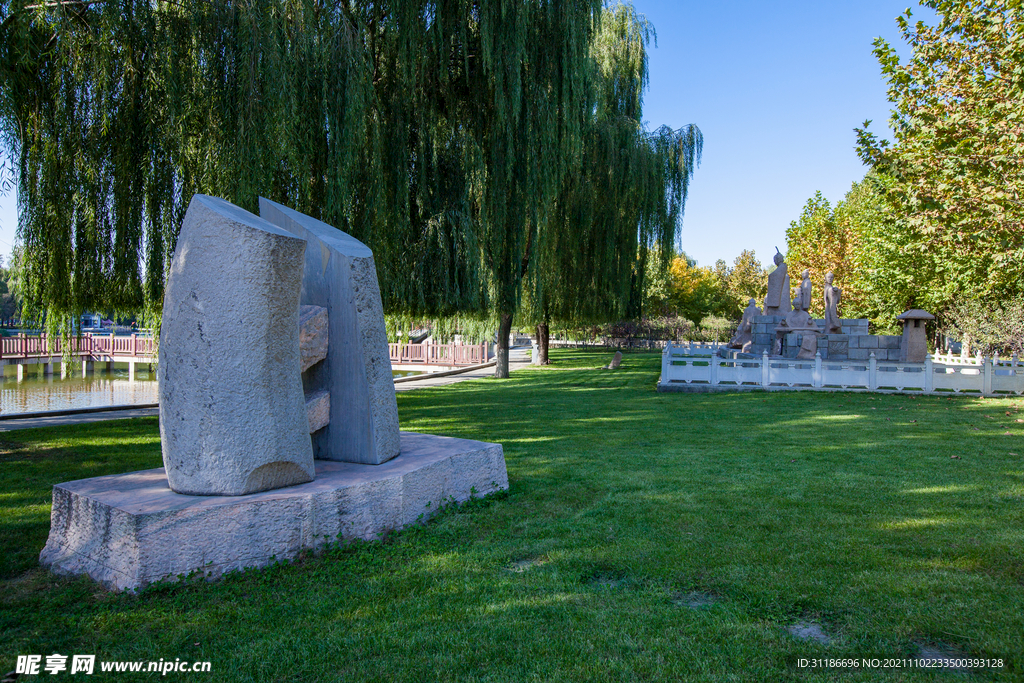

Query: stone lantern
897 309 935 362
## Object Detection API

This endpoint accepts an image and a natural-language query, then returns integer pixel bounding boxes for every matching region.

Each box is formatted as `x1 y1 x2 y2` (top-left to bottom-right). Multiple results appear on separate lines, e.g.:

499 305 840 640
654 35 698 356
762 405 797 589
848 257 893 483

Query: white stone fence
660 343 1024 396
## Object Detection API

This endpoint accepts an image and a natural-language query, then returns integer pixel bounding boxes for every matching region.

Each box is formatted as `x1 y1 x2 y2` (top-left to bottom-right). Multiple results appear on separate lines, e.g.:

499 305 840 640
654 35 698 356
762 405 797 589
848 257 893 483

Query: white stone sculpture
158 195 315 495
259 198 400 465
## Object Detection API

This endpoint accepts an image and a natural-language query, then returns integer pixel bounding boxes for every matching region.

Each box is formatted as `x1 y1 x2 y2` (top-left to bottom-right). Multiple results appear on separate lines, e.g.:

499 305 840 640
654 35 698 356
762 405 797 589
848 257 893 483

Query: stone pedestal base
40 432 508 591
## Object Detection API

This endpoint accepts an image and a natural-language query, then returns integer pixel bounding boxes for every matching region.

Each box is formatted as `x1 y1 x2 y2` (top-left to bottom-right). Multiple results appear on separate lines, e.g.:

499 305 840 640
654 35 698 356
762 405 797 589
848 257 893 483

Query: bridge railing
389 342 488 367
0 333 155 360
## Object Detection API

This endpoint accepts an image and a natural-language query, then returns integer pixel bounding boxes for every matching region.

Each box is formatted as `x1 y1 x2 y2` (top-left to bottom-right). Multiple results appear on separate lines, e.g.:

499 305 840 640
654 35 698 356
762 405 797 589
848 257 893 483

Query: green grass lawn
2 349 1023 682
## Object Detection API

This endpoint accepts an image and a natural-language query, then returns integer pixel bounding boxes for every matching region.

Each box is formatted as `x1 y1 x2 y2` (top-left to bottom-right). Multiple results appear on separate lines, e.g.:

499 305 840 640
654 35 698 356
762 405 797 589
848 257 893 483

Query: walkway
0 349 532 432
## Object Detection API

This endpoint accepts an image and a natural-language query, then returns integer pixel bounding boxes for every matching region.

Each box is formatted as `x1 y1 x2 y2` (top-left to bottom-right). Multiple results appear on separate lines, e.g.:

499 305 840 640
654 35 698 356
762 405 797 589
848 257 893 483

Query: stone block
299 305 328 372
158 195 314 496
848 348 870 360
39 432 509 592
306 389 330 433
854 335 878 349
880 335 902 349
260 198 400 465
754 333 771 346
828 341 849 358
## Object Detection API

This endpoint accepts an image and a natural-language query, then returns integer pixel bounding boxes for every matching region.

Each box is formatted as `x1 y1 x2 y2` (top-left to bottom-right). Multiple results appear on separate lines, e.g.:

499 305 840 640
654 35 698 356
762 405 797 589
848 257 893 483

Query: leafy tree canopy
857 0 1024 307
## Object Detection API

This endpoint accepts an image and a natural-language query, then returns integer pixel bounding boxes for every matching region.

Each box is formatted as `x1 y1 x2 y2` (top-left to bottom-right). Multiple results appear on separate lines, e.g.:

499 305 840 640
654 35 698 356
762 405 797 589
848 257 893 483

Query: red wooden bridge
389 342 489 367
1 333 156 380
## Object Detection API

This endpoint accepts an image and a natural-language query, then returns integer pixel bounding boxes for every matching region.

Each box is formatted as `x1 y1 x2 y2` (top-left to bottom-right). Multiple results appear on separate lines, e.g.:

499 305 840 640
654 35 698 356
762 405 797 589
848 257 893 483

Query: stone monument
823 272 842 334
39 196 509 591
775 281 820 359
897 309 935 362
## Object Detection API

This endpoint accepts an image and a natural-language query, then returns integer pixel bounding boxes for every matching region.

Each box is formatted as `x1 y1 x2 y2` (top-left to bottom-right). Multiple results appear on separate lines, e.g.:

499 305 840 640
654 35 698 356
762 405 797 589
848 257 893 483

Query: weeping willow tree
0 0 697 377
521 3 701 363
0 0 606 376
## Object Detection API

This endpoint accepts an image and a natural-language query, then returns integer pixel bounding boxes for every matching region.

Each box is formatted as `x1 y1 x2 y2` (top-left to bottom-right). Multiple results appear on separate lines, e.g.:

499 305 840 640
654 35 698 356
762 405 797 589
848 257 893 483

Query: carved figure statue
728 298 761 350
764 248 791 315
799 269 812 311
823 271 842 334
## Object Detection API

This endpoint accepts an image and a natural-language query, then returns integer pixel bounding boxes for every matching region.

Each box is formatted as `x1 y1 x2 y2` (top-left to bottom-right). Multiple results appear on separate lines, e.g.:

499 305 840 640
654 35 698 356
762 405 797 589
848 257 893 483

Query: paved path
0 349 533 432
0 406 160 432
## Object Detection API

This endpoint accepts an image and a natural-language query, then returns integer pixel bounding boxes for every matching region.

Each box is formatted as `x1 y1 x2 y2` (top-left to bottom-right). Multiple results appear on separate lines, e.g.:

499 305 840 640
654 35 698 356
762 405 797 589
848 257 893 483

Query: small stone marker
605 351 623 369
897 309 935 362
260 198 400 465
158 195 315 496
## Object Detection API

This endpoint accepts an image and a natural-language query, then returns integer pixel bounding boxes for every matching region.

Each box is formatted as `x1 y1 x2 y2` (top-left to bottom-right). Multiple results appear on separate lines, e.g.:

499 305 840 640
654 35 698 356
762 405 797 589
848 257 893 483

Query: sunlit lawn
2 349 1022 681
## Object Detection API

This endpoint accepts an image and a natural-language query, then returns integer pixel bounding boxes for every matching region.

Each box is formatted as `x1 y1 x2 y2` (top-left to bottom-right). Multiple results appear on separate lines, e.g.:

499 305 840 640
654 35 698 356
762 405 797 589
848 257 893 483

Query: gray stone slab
39 432 508 592
828 341 849 357
754 333 771 345
158 195 314 496
849 348 870 360
880 335 902 349
299 305 328 372
305 389 330 433
260 198 400 465
854 335 878 349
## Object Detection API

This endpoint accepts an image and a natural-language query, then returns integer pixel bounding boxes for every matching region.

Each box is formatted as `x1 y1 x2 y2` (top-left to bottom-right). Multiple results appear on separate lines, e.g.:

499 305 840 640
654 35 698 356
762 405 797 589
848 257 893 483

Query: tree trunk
537 322 550 364
494 312 514 378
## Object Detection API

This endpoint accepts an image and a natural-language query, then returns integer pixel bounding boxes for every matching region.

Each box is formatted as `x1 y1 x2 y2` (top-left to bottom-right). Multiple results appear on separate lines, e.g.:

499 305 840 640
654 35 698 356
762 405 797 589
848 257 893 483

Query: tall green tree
857 0 1024 311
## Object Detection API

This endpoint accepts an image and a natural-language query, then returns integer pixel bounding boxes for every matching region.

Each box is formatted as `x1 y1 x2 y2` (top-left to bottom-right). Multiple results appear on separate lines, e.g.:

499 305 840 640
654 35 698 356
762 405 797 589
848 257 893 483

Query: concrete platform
40 432 508 591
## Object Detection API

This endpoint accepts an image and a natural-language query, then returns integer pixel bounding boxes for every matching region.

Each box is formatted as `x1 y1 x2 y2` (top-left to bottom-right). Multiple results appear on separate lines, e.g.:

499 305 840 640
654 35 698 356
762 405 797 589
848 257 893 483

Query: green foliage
941 295 1024 356
726 249 766 307
0 0 609 328
786 173 922 331
857 0 1024 312
521 3 702 329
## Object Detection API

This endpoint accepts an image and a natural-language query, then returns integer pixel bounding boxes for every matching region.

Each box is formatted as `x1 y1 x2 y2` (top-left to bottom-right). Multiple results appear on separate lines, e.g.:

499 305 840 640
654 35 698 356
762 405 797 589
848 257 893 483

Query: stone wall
747 315 899 360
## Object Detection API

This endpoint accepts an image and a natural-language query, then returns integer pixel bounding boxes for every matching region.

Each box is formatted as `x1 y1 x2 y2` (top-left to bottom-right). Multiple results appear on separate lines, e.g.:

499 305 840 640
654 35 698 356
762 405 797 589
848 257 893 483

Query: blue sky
0 1 931 269
634 0 932 269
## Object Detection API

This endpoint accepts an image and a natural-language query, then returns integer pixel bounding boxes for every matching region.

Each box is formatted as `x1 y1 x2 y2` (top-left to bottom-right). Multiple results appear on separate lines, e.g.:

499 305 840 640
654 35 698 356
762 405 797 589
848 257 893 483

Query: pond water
0 363 158 415
0 364 423 416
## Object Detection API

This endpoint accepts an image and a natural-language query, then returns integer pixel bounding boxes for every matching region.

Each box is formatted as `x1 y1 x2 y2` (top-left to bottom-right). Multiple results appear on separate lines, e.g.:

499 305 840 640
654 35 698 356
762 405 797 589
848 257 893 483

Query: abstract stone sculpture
158 195 315 495
259 198 400 465
40 195 510 592
764 248 791 315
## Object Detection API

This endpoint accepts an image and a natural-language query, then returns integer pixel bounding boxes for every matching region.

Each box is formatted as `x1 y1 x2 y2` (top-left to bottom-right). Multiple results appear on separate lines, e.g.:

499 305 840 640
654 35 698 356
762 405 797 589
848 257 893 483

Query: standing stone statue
728 298 761 350
799 269 812 311
823 271 842 334
763 248 791 315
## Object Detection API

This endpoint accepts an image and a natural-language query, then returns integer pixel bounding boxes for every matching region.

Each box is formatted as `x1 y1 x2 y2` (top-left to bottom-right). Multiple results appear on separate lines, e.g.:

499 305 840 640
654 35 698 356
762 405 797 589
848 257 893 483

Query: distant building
80 312 103 329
